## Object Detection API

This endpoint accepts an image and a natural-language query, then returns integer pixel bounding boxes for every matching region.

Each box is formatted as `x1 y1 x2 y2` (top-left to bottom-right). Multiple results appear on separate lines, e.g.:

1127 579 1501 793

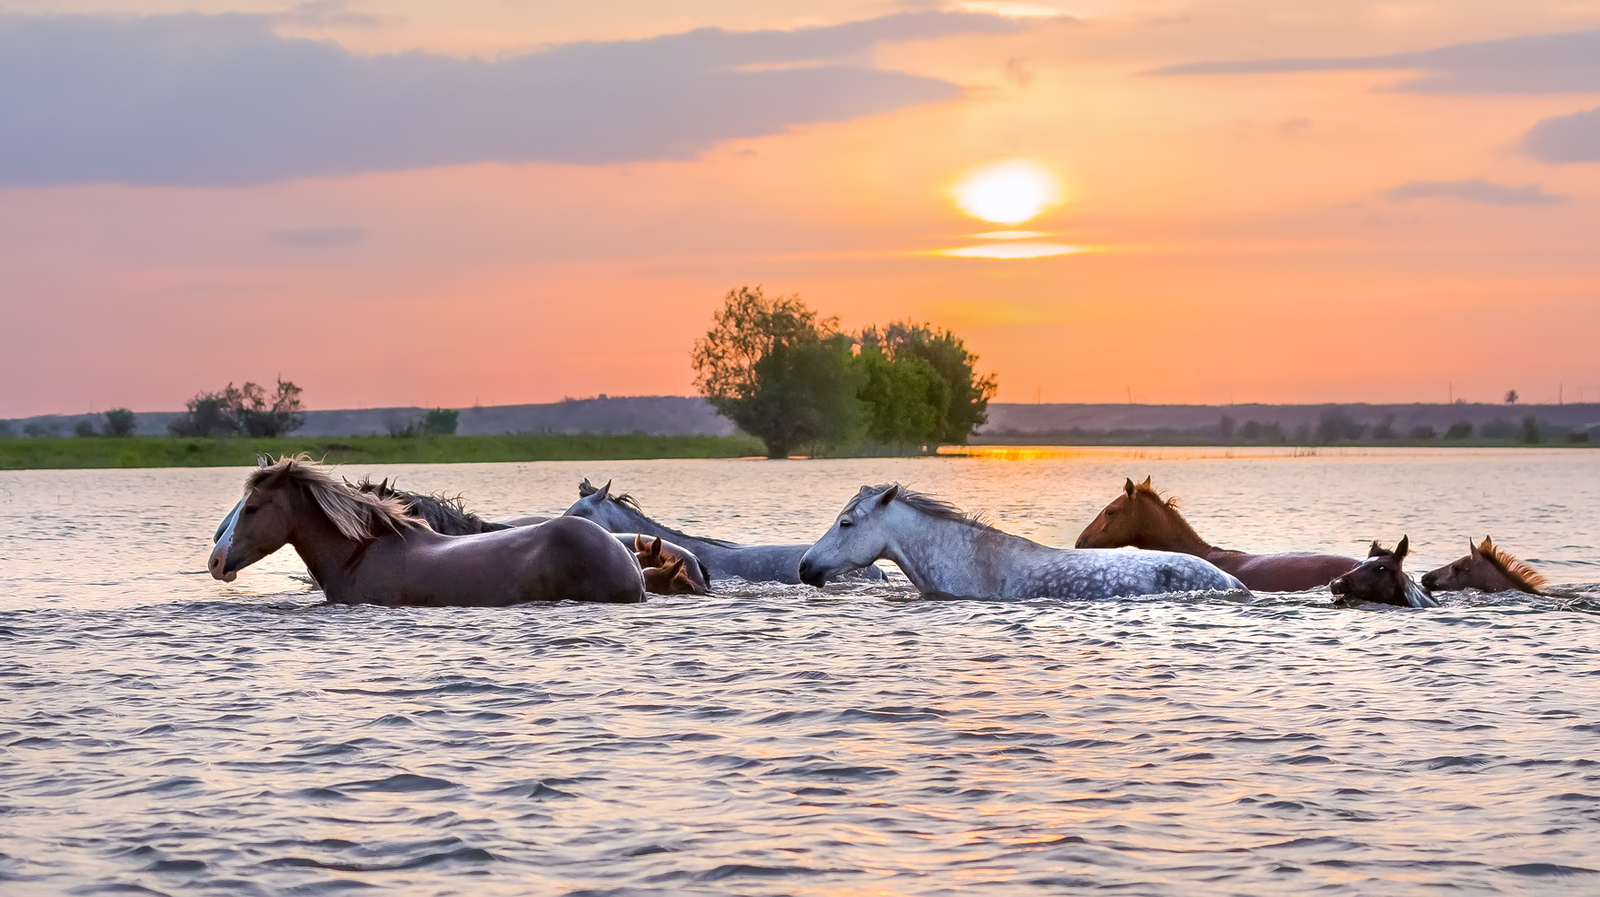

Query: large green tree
858 321 997 443
692 287 863 458
855 348 949 445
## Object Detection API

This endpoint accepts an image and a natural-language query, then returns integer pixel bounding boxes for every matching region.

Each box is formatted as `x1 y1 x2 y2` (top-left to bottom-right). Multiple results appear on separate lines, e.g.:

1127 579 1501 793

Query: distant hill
6 397 1598 442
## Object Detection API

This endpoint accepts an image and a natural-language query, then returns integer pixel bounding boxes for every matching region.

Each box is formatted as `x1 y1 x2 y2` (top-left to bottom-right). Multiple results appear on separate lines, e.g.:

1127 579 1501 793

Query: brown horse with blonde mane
1075 476 1359 592
1422 537 1547 595
210 456 644 605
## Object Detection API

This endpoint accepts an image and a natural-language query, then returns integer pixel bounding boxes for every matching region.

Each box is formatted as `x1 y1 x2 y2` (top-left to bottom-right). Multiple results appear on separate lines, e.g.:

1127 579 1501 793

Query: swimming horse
1075 477 1359 591
209 456 644 605
1421 537 1547 596
799 484 1247 600
351 477 711 595
1328 537 1438 607
564 479 883 584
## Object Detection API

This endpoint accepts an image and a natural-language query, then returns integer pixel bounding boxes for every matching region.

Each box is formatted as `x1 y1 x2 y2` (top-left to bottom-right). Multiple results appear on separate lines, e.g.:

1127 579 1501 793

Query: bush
1445 420 1473 439
1521 415 1542 444
858 321 997 444
422 408 460 436
169 378 305 437
74 420 98 438
1480 418 1517 440
1315 407 1366 443
1407 425 1438 440
0 420 13 439
103 408 136 437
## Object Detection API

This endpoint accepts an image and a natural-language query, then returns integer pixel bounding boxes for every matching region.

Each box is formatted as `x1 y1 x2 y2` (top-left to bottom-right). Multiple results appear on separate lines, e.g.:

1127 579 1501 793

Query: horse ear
633 534 648 553
1124 477 1136 497
578 478 594 497
649 536 663 560
1368 540 1384 557
878 484 901 506
1139 475 1153 490
596 480 612 501
1395 535 1409 558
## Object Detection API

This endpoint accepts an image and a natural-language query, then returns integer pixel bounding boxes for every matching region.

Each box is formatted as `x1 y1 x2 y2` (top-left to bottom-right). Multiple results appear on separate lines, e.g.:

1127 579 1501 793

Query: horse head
1329 536 1431 606
1076 476 1177 549
800 484 901 587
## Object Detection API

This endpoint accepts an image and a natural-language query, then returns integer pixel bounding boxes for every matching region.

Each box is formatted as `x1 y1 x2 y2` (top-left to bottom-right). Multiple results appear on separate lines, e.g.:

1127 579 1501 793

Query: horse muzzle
208 542 238 582
797 560 828 588
1419 571 1439 592
1328 576 1349 596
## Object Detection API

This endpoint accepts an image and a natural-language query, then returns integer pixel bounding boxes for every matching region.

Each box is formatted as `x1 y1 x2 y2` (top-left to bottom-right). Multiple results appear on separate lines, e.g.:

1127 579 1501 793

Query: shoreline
0 432 1592 470
0 434 766 470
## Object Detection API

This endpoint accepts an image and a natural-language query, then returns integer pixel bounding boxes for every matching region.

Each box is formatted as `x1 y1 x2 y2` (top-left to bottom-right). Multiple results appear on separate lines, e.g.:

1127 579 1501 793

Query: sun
951 158 1062 225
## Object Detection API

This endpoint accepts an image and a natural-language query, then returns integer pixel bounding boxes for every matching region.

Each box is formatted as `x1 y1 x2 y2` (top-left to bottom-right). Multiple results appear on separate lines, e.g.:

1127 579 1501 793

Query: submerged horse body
1422 536 1547 596
210 457 644 606
1075 477 1359 592
800 484 1247 600
1328 537 1437 608
352 479 711 595
564 479 882 584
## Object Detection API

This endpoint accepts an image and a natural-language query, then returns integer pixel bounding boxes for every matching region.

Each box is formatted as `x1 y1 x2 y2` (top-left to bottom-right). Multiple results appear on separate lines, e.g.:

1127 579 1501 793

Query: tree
169 386 243 437
856 348 949 445
169 378 305 437
423 408 460 436
74 420 98 437
693 287 864 458
1521 415 1542 444
238 378 306 437
1445 420 1473 439
859 321 997 443
1505 389 1519 404
103 408 136 437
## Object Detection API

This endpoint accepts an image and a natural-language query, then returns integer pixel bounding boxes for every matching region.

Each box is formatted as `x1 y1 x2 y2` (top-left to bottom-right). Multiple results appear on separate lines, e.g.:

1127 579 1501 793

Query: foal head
1329 537 1426 607
1075 476 1188 550
1421 537 1546 595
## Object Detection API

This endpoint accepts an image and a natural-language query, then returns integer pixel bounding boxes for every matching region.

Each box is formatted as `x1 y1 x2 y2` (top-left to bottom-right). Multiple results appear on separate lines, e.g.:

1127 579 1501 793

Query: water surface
2 449 1597 895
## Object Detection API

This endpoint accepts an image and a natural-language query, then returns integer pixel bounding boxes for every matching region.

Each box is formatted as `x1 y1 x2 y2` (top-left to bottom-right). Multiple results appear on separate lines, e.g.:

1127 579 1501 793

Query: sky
4 0 1600 416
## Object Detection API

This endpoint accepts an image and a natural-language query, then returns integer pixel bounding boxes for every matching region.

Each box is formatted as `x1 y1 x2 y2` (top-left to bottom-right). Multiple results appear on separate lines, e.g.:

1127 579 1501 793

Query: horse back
1209 550 1359 592
379 519 644 605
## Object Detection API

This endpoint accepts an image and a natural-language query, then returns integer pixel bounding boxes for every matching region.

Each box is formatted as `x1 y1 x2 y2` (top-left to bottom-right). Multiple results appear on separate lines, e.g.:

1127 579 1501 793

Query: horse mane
577 478 735 548
248 455 421 542
853 483 996 530
1134 478 1183 510
1477 537 1547 593
353 476 510 535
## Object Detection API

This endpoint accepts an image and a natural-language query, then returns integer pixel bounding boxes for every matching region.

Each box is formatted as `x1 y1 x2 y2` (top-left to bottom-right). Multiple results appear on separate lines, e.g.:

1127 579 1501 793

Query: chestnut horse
1329 537 1438 607
635 536 709 595
1075 477 1358 592
210 456 644 606
1422 537 1547 595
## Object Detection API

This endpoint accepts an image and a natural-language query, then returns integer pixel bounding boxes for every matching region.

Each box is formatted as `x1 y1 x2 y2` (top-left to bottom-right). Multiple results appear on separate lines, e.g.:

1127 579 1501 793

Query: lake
2 448 1598 895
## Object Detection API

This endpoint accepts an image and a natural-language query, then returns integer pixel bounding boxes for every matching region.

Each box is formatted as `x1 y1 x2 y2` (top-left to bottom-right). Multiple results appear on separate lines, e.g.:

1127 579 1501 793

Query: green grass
0 433 768 470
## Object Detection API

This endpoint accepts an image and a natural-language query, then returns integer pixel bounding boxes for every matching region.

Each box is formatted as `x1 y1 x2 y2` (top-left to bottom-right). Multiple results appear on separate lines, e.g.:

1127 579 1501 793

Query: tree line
692 286 998 458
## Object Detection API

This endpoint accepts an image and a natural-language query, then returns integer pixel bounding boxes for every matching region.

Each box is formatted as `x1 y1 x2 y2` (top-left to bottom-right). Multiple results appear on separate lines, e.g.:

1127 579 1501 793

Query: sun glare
952 158 1062 225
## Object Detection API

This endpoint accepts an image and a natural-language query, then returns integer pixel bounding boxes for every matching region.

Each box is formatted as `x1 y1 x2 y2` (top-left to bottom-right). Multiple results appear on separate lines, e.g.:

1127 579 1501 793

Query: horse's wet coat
801 484 1246 601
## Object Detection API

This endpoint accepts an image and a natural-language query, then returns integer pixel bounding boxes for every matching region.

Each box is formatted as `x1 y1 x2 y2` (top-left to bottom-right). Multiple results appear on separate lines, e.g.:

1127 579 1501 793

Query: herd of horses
208 456 1549 608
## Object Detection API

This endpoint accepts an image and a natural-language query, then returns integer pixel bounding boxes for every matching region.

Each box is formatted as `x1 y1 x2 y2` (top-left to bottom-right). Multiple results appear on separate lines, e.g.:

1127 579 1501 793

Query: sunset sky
4 0 1600 417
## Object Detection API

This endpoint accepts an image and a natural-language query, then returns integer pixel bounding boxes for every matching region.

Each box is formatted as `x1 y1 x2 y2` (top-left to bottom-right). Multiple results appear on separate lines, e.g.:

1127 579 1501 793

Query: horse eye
1375 565 1387 573
242 506 260 516
839 518 854 528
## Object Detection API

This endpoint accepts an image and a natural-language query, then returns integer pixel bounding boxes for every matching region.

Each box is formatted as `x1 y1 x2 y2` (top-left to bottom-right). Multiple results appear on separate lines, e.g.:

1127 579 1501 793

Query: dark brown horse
210 456 644 605
1328 537 1438 607
1075 477 1359 592
1422 537 1547 595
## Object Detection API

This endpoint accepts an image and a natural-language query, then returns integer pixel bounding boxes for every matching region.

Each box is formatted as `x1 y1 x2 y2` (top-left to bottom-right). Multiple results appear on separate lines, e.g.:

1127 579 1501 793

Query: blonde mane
1477 537 1547 594
247 455 421 542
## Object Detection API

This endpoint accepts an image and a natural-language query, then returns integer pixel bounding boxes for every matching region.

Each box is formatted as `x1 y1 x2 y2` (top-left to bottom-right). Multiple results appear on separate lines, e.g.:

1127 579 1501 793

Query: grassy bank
971 433 1595 449
0 434 767 470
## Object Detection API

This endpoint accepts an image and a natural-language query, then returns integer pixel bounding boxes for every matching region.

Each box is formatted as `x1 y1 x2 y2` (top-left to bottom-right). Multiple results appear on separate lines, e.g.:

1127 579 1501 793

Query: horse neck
1140 499 1212 555
284 493 368 594
1473 559 1522 593
619 507 732 557
881 508 1034 597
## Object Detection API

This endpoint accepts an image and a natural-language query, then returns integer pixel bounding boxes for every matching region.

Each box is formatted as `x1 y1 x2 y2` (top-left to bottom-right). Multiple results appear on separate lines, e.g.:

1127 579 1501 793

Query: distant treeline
692 286 997 458
978 408 1598 447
